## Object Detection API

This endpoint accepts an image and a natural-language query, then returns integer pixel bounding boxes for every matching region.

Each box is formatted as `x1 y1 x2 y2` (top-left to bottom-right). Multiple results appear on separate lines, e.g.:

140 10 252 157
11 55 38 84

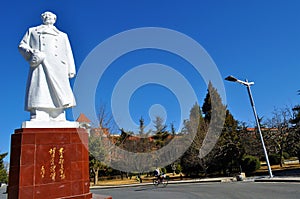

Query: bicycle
153 174 169 188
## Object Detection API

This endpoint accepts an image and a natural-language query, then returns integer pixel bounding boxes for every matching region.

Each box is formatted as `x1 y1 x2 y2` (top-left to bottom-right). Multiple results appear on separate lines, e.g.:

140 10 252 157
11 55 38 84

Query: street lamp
225 75 273 178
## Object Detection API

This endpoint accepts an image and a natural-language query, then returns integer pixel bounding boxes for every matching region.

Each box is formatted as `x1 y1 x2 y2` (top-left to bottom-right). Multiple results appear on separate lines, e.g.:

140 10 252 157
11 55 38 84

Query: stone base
8 128 92 199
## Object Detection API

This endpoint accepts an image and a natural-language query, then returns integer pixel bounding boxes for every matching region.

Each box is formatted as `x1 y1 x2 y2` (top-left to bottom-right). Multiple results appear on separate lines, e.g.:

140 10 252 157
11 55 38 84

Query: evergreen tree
181 103 206 176
286 105 300 159
210 110 244 174
291 105 300 126
139 116 145 136
200 82 226 158
152 116 170 148
202 82 225 123
200 83 242 175
0 152 8 184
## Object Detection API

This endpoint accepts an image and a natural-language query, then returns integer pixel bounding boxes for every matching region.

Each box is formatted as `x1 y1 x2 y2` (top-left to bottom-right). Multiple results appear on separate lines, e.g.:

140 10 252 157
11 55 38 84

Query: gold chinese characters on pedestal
40 147 65 181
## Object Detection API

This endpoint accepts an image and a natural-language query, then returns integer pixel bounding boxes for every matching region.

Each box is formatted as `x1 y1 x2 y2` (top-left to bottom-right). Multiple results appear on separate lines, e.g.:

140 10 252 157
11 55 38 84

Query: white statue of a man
19 11 76 122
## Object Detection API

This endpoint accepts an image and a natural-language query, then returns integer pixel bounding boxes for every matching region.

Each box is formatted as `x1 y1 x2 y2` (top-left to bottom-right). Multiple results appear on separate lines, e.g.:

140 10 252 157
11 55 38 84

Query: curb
90 177 233 189
254 177 300 183
90 176 300 190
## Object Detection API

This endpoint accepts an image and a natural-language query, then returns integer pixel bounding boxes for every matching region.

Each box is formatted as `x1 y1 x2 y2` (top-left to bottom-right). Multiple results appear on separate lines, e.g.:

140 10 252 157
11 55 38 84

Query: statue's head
41 11 57 25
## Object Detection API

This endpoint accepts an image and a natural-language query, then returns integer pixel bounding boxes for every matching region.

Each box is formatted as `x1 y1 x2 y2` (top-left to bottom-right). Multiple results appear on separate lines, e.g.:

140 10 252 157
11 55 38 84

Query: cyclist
154 168 162 182
153 168 168 187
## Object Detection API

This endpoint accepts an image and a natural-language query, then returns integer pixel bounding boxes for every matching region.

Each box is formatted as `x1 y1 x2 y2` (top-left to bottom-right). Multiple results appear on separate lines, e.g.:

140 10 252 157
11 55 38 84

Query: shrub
176 164 182 174
283 152 290 159
268 154 281 165
241 155 260 175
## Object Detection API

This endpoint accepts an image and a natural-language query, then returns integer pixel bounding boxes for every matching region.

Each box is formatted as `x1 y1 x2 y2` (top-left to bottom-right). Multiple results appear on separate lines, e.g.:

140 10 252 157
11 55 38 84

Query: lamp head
225 75 238 82
225 75 254 86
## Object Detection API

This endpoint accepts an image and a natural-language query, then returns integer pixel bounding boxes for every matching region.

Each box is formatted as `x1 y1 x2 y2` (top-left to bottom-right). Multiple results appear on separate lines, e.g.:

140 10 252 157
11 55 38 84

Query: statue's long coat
19 24 76 111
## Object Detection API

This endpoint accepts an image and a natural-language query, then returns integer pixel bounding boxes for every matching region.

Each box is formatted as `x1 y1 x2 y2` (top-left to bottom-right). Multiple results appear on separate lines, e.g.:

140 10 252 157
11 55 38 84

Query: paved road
1 182 299 199
92 182 300 199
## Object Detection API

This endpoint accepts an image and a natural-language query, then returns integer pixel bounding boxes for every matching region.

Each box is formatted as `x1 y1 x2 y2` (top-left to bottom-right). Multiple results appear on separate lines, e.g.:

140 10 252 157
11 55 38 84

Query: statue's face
42 12 56 25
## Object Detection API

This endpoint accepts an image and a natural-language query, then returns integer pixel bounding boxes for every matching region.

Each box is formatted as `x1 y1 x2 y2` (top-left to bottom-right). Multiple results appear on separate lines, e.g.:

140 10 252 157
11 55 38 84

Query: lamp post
225 75 273 178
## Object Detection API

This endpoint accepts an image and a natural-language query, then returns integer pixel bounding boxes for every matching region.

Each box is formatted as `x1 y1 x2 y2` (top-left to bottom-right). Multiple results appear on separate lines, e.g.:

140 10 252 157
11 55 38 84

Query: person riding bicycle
153 168 169 187
154 168 165 182
154 168 161 181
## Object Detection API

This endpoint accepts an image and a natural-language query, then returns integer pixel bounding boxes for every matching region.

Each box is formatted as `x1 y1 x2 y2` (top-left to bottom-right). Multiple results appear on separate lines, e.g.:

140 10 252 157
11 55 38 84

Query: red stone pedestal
8 128 93 199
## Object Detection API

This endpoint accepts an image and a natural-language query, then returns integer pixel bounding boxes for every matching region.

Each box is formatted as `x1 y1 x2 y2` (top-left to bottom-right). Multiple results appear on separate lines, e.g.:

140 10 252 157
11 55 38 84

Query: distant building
76 113 92 135
246 127 278 133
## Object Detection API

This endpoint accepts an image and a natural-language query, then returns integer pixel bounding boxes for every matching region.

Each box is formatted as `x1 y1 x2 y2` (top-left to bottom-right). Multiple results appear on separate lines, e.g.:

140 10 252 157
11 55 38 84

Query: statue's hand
68 73 75 78
30 51 45 67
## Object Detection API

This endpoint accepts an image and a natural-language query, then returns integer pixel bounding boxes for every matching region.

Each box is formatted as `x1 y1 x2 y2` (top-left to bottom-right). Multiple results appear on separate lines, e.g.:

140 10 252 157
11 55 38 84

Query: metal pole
245 81 273 178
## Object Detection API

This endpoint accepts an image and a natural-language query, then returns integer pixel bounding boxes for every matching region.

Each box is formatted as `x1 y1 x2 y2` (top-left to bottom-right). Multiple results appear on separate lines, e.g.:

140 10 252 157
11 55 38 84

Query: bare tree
89 104 116 184
98 104 116 131
265 106 292 167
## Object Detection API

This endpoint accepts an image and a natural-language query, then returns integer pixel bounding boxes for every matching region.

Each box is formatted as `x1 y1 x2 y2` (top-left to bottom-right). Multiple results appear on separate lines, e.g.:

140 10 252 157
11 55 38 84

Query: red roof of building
246 127 278 132
76 113 91 123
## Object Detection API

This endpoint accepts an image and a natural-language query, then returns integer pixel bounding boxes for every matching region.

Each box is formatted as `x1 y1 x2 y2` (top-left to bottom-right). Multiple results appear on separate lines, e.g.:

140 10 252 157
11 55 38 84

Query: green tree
180 82 245 176
210 110 243 175
200 82 226 158
194 82 244 176
202 82 225 124
0 152 8 183
181 82 231 176
291 105 300 125
181 103 207 176
138 116 153 153
285 105 300 159
152 116 170 148
139 116 145 136
286 128 300 159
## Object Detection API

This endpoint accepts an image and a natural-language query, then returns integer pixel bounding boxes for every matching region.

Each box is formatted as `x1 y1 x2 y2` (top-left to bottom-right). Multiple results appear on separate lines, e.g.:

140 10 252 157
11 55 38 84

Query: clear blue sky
1 0 300 161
